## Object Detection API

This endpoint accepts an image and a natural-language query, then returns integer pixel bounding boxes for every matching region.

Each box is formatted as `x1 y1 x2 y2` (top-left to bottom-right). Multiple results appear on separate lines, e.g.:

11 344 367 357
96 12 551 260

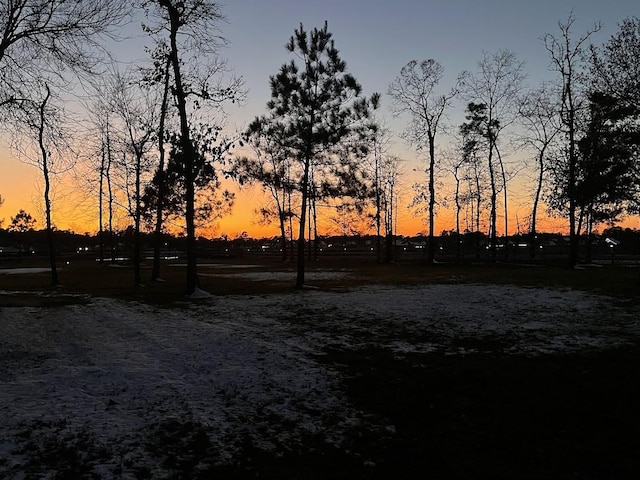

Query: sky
1 0 639 237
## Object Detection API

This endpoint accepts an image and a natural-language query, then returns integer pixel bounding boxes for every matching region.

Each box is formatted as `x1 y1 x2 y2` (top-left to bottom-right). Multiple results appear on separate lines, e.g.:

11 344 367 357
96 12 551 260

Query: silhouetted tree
462 50 525 258
109 69 159 287
142 127 235 238
544 13 601 267
8 210 36 259
518 85 562 258
0 0 129 116
576 93 638 235
460 102 500 256
389 60 460 264
146 47 172 282
11 82 75 285
258 22 375 288
590 16 640 213
235 118 296 262
380 155 403 262
144 0 242 295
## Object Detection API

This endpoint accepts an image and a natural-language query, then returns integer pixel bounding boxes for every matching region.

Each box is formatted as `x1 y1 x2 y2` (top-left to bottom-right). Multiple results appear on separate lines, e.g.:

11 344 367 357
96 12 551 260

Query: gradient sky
1 0 639 236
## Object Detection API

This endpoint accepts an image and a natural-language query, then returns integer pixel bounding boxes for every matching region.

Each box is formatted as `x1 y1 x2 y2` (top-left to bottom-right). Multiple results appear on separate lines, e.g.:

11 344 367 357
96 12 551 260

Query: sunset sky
1 0 639 238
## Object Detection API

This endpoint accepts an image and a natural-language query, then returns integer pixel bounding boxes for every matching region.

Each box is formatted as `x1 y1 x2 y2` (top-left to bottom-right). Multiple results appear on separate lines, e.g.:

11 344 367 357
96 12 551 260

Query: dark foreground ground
1 258 639 479
314 346 640 480
149 349 640 479
12 347 637 479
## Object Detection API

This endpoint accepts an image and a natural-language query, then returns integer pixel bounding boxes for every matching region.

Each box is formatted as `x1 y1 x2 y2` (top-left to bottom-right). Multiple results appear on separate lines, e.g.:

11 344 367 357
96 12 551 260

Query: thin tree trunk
106 119 115 264
475 169 482 259
133 152 142 287
530 148 545 259
312 191 319 261
427 134 436 265
278 209 287 262
488 141 497 260
375 143 382 263
496 145 509 260
152 56 171 281
98 141 105 264
37 85 59 287
163 0 199 294
454 171 461 263
296 156 311 289
288 187 294 261
566 75 579 268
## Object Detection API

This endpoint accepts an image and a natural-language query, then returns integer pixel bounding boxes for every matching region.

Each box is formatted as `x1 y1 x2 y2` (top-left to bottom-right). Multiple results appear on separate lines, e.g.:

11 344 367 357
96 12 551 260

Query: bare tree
148 49 172 282
235 117 296 262
441 143 468 262
11 84 74 285
389 59 460 264
109 70 159 287
362 104 394 263
380 155 403 262
462 50 526 258
543 13 601 267
145 0 242 295
518 85 562 258
0 0 129 114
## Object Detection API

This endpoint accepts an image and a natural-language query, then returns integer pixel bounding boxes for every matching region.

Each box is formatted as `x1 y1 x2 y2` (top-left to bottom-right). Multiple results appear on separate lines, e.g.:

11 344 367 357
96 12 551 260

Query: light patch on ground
0 284 637 477
0 268 52 275
201 270 350 281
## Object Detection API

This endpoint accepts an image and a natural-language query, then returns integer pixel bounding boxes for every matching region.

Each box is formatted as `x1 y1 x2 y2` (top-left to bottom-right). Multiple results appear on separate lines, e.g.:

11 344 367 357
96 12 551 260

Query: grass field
1 254 639 302
1 257 638 479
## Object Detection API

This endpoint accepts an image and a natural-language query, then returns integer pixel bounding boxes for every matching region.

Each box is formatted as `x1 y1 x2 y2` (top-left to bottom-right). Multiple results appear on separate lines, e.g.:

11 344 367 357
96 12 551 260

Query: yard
1 259 639 478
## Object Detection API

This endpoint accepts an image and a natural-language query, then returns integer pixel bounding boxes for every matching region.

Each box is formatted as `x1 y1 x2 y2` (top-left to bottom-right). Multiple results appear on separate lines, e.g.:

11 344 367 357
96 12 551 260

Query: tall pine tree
258 22 373 288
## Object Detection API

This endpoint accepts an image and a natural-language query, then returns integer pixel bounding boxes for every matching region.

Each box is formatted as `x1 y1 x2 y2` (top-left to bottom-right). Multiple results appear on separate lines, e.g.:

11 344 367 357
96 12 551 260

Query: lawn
0 258 638 479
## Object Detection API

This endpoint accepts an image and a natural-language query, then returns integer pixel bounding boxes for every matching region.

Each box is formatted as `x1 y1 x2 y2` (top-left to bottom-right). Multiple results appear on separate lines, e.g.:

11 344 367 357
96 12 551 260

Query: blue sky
219 0 638 130
2 0 639 234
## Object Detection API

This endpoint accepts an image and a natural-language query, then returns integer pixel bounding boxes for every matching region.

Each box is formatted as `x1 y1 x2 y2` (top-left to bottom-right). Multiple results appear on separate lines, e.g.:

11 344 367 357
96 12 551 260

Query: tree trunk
106 119 115 264
487 140 498 260
530 149 545 260
566 77 579 268
152 56 171 281
375 144 382 263
427 134 436 265
496 145 509 260
163 0 199 294
288 188 295 261
98 141 105 264
454 172 461 263
296 156 311 289
278 209 287 262
133 152 142 287
37 86 59 287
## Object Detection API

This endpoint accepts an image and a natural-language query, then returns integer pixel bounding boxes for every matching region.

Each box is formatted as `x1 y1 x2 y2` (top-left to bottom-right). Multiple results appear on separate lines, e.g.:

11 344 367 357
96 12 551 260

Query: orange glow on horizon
2 146 639 239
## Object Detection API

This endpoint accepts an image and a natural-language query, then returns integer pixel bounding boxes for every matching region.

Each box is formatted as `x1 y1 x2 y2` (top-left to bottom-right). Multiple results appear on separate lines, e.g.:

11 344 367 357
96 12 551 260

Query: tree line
1 2 639 293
